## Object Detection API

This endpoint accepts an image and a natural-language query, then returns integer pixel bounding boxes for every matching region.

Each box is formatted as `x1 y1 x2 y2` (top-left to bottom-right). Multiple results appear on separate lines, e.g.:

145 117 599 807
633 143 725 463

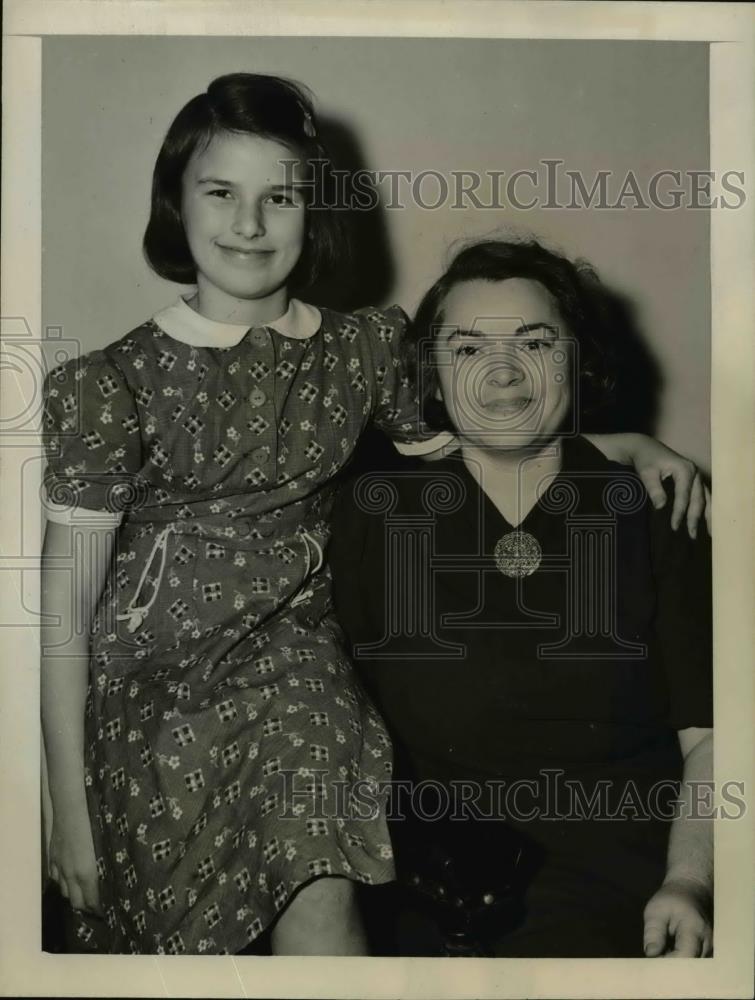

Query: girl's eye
207 189 232 200
265 193 298 207
456 343 481 357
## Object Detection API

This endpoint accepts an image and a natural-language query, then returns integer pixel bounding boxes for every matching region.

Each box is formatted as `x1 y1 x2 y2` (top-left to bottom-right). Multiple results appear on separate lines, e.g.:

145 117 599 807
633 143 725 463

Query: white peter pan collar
152 296 322 348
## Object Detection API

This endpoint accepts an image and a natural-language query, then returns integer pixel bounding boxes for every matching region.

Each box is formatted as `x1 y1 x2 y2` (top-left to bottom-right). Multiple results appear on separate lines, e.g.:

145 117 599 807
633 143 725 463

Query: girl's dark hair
143 73 345 293
405 236 617 432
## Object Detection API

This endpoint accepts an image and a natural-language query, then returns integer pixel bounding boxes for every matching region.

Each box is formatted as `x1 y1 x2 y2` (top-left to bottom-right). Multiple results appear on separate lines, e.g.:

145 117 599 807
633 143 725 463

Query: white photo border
1 3 753 998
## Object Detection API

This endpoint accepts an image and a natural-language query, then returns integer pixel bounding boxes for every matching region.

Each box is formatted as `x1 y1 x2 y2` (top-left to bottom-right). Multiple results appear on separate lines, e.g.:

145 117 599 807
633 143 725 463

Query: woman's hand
643 876 713 957
586 433 711 538
48 805 102 916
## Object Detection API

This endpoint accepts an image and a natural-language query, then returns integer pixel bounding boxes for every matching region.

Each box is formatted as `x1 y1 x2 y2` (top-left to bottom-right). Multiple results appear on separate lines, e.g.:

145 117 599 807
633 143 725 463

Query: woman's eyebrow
446 327 483 341
514 322 559 336
446 323 559 340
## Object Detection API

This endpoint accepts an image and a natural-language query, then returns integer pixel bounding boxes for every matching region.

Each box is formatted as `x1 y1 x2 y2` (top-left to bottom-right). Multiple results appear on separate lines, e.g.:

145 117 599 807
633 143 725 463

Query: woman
329 237 713 958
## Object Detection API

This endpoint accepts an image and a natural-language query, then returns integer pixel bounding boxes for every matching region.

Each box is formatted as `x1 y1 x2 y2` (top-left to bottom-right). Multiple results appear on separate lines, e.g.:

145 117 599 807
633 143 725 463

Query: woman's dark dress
329 436 712 956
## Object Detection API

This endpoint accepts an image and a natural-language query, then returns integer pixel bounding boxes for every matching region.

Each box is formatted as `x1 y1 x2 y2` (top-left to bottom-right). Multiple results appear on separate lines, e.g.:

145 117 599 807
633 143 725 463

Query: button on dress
42 298 437 955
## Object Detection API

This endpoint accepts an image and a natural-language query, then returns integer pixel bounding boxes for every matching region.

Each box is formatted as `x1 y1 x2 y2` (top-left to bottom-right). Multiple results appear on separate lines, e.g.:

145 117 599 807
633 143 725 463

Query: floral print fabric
42 303 429 953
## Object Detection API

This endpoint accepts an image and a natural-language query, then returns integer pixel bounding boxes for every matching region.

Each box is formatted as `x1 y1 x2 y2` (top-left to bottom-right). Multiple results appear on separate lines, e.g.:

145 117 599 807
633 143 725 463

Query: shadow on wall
582 285 662 439
308 116 395 312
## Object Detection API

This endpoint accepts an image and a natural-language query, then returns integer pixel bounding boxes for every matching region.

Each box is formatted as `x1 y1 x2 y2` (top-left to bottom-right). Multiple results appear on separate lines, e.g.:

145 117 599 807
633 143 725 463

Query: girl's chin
200 282 287 304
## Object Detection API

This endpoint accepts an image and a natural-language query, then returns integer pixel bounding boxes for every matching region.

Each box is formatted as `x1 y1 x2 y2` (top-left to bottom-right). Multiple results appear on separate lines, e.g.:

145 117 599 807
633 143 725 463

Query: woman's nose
487 360 525 388
232 202 265 239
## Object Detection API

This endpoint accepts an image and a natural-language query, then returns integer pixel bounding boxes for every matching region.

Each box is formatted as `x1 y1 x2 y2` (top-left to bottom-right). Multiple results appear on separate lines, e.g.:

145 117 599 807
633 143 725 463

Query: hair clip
300 105 316 138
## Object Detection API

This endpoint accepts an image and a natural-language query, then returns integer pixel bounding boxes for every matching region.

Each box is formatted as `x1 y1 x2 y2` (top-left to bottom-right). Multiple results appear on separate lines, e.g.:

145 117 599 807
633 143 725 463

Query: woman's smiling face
435 277 574 451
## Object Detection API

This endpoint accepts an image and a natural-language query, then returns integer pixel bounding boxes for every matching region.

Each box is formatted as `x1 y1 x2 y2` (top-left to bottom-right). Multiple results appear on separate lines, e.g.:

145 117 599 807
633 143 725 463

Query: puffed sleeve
649 483 713 730
355 305 454 457
42 350 143 523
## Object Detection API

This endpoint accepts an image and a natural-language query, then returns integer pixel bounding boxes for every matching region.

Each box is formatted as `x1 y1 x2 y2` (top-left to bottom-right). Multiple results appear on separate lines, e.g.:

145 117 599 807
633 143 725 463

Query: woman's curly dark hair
403 236 618 433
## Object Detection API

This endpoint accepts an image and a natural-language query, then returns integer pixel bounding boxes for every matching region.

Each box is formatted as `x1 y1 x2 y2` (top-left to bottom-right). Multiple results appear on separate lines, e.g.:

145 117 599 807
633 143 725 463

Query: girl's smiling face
181 131 307 322
435 277 573 452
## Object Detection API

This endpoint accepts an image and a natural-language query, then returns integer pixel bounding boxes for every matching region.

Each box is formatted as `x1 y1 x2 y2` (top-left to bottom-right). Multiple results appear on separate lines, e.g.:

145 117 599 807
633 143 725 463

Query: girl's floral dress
42 297 441 954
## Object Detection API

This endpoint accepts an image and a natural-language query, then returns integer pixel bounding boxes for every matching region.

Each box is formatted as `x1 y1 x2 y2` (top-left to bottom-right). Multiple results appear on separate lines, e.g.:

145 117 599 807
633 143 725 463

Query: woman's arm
41 519 114 915
585 433 710 538
643 727 714 957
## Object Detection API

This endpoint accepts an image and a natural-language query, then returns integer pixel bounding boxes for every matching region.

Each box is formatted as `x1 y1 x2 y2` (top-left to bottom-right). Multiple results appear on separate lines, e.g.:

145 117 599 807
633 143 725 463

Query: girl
41 73 707 956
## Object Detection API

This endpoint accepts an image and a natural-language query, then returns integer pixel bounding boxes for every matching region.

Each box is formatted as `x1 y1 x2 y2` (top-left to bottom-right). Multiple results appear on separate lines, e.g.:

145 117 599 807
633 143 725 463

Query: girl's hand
625 435 710 538
48 807 102 916
643 877 713 957
638 454 710 539
585 433 711 538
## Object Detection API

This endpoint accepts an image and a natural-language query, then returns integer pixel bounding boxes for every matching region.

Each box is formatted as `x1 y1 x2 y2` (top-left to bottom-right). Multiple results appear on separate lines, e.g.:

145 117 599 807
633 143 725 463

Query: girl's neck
461 438 564 528
190 281 290 327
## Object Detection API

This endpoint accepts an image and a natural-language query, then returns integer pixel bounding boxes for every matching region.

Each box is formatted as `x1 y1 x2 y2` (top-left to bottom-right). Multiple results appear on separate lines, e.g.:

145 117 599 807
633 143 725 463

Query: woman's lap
362 810 665 957
490 860 647 957
359 861 647 957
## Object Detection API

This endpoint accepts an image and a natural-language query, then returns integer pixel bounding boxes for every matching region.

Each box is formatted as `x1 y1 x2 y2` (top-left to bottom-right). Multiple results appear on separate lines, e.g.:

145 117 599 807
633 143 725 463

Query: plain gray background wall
42 36 710 467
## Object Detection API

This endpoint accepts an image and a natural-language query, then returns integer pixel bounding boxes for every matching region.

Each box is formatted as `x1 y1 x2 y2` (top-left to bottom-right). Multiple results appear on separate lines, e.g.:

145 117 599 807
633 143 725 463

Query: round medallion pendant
494 530 542 578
